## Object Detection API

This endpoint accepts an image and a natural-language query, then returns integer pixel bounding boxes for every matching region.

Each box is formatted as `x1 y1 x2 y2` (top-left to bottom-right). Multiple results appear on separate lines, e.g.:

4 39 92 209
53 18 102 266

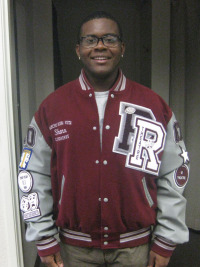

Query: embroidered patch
19 148 32 170
20 192 41 220
113 102 166 176
179 146 190 164
173 121 183 143
49 120 72 130
18 171 33 193
125 106 136 114
49 120 71 142
174 164 189 188
26 126 36 147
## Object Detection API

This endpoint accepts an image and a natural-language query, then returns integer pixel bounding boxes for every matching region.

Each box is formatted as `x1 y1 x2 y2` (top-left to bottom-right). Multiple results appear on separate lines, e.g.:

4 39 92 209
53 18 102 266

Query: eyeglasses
79 34 122 48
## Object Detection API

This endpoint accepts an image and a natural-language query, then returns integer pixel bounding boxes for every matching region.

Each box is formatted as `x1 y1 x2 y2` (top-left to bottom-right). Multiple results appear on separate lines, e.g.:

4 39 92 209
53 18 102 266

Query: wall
53 0 152 88
170 0 200 230
184 0 200 230
151 0 170 102
0 0 23 266
14 1 54 266
12 1 200 266
16 0 54 140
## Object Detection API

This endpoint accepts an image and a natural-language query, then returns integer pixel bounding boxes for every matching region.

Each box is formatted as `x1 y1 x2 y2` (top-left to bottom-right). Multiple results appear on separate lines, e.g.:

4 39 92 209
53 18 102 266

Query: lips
91 56 111 60
91 56 111 64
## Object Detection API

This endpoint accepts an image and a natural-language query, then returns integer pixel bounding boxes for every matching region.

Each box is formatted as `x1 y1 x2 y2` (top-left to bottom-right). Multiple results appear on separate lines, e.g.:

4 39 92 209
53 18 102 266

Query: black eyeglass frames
78 34 122 48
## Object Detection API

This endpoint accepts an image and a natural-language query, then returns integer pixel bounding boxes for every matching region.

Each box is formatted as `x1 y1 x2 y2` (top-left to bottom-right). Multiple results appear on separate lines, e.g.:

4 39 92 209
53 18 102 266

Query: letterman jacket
18 70 189 258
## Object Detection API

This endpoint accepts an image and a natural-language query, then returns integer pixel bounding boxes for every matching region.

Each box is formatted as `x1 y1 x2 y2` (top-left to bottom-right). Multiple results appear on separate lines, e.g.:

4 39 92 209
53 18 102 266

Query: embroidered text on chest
49 120 72 142
113 102 166 175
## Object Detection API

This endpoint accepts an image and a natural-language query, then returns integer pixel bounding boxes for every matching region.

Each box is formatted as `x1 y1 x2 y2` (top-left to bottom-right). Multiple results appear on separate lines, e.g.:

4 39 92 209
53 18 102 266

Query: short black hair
77 11 123 42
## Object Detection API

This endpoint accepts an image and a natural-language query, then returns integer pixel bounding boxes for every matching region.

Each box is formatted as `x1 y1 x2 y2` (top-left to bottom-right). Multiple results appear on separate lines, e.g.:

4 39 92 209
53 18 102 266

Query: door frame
0 0 24 266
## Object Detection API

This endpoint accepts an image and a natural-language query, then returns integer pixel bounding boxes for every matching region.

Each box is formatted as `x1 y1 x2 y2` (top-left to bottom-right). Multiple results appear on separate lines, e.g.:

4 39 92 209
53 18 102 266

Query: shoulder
126 78 159 98
43 79 79 105
126 78 172 123
35 79 80 117
34 79 79 121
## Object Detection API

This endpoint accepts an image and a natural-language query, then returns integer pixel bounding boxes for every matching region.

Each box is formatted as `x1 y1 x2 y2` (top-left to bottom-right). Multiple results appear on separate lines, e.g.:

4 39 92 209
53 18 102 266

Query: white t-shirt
94 91 109 148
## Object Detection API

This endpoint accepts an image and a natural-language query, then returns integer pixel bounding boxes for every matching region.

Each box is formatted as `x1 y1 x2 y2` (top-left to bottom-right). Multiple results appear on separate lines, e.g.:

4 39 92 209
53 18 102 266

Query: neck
84 69 119 92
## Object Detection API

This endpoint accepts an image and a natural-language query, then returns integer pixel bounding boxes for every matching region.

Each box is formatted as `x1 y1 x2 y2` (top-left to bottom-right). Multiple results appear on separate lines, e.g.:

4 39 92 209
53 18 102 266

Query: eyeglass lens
81 35 120 47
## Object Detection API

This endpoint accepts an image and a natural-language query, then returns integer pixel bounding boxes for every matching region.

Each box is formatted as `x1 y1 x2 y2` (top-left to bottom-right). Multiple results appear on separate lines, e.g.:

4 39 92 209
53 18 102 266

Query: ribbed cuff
36 236 60 257
151 236 176 257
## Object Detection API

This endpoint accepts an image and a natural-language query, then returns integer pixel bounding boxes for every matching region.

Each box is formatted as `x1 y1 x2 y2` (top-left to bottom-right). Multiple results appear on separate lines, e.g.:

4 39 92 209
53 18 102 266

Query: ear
121 42 125 56
76 44 80 59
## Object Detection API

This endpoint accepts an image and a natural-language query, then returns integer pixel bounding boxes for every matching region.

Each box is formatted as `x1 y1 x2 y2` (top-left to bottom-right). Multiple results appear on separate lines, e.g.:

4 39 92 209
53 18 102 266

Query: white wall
0 0 23 266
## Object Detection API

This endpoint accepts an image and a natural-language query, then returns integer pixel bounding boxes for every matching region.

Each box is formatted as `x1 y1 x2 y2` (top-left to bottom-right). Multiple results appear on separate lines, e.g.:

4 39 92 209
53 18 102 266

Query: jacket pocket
59 175 65 205
142 177 154 207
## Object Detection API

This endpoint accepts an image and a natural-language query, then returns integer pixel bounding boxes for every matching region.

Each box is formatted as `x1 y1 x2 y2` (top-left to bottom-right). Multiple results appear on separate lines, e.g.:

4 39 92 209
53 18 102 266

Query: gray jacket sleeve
18 117 58 242
152 112 189 256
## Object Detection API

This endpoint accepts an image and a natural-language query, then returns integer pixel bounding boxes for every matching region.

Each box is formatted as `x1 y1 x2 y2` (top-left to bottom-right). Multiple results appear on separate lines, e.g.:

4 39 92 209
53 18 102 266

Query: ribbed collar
79 69 126 92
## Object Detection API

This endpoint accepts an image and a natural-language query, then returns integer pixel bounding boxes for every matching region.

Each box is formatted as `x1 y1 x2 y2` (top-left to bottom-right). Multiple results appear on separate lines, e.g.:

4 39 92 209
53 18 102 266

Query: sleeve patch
174 164 189 188
179 146 190 164
18 170 33 193
20 192 41 220
173 121 183 143
19 148 32 170
24 126 37 148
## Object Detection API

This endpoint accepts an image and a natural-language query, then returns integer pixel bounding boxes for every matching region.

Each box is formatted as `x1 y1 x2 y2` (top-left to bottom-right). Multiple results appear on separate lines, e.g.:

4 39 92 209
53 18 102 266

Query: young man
18 11 189 267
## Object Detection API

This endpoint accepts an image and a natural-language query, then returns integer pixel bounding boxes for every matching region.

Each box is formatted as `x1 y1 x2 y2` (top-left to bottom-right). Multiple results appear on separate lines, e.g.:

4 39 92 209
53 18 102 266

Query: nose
95 38 107 49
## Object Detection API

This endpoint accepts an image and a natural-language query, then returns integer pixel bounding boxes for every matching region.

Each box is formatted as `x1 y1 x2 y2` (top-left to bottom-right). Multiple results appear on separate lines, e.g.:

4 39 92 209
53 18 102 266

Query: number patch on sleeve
24 126 36 148
19 148 32 170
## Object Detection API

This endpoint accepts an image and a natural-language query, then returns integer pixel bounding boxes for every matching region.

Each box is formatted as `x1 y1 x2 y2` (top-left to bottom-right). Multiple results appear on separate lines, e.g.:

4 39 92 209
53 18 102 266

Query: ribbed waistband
60 227 151 248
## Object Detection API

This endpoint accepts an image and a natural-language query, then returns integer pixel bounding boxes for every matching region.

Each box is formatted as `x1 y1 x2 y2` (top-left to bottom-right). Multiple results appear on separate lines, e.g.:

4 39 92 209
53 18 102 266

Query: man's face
76 18 125 80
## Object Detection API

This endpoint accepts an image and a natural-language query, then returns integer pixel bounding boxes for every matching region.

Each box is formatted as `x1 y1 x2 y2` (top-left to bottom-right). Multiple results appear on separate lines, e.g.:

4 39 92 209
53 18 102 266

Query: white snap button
89 93 92 97
103 160 108 165
98 198 101 201
104 198 108 202
105 125 110 130
93 126 97 130
111 94 114 98
104 241 108 245
104 234 108 238
104 227 109 231
95 160 99 164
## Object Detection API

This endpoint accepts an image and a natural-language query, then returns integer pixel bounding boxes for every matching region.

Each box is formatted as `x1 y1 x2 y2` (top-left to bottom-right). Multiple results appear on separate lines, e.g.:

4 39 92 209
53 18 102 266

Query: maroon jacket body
18 71 189 257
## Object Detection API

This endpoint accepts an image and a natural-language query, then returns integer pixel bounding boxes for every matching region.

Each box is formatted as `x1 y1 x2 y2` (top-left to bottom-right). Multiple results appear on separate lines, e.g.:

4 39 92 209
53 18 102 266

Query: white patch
18 171 33 193
20 192 40 220
125 106 136 114
19 148 32 170
126 117 166 175
179 147 189 164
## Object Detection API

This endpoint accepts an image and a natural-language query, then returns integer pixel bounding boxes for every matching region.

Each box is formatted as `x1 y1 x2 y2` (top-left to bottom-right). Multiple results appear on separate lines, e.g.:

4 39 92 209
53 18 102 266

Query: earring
79 56 81 60
121 55 124 58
